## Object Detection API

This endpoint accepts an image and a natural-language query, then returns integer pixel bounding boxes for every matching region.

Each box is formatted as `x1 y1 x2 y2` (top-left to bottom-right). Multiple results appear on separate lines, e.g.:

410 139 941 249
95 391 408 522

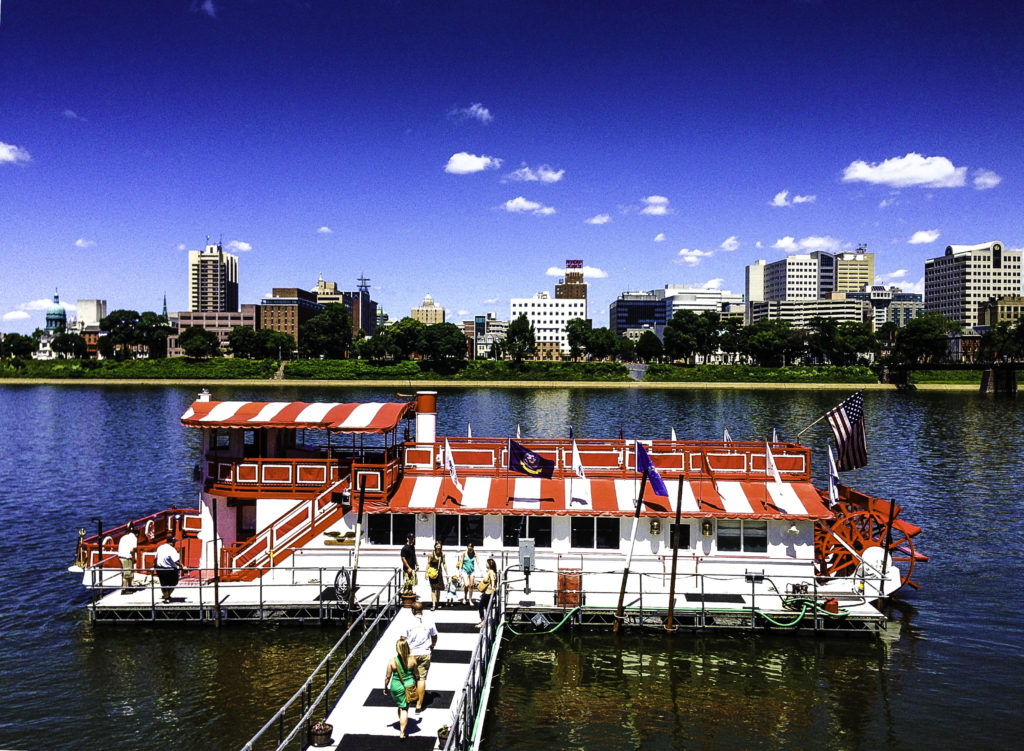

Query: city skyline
3 1 1023 334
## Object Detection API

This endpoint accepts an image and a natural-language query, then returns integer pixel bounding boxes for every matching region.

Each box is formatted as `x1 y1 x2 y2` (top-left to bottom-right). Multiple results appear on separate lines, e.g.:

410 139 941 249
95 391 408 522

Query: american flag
826 391 867 471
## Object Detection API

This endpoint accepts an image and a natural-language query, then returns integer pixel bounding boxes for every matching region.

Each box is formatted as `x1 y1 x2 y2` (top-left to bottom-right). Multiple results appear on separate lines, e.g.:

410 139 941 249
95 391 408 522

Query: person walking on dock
154 535 183 603
384 636 418 739
117 522 138 593
476 558 498 628
457 543 477 605
400 532 417 593
427 541 448 611
404 602 437 714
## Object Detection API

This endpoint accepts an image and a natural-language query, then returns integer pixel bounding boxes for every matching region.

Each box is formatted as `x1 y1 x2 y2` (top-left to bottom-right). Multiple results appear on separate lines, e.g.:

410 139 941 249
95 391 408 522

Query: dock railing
239 569 402 751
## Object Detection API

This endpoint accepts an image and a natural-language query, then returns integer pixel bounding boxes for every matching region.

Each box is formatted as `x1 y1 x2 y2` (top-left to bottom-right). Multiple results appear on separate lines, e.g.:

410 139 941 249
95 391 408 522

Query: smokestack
415 391 437 444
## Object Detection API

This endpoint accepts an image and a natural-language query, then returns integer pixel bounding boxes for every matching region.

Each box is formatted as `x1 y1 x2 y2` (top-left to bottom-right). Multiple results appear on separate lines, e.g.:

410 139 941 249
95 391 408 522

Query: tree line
4 303 1022 368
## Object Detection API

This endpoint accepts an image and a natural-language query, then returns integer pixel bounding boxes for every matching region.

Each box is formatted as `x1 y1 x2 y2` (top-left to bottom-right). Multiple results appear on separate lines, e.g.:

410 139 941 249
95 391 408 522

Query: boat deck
314 603 482 750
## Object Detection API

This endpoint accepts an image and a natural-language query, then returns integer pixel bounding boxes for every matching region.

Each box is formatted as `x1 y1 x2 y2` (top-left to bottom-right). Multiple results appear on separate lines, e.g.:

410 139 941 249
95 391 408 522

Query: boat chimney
197 388 211 402
415 391 437 444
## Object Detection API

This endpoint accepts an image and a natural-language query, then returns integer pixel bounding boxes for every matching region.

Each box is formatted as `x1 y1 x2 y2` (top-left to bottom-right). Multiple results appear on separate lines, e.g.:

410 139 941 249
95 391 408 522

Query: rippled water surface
0 385 1021 749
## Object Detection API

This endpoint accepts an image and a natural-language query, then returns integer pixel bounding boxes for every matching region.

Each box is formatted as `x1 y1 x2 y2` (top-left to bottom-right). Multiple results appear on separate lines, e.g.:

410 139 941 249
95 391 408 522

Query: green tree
227 326 260 359
100 309 140 360
740 319 804 366
565 318 591 360
807 316 839 364
1 332 37 359
389 317 427 360
835 321 877 366
663 310 700 362
694 311 721 363
719 317 744 363
179 326 221 359
587 327 618 360
616 336 636 363
635 330 663 363
51 331 88 359
257 329 296 359
978 320 1019 363
504 314 536 363
135 311 173 359
891 312 959 365
422 322 468 360
301 303 353 359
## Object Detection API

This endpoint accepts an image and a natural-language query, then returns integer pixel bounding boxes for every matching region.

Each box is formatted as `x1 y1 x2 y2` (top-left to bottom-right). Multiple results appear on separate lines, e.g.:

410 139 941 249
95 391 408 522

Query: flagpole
615 471 647 634
666 468 684 633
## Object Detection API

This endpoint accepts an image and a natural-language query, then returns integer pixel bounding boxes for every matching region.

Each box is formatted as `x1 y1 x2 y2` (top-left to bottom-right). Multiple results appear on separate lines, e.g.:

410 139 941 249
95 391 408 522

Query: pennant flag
508 439 555 478
699 447 721 496
825 391 868 471
635 441 669 497
827 443 841 507
723 427 732 442
571 440 586 479
444 438 463 492
467 423 472 438
771 426 778 444
516 423 521 439
670 427 677 442
569 425 574 440
765 442 782 483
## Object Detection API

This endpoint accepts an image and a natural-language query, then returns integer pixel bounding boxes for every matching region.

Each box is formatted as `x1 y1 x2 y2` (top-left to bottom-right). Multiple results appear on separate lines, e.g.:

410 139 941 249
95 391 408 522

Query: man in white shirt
117 522 138 593
403 601 438 714
154 535 183 603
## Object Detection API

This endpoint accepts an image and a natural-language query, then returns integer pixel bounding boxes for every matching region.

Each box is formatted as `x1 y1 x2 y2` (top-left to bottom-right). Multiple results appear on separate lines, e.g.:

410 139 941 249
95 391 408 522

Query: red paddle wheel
815 487 927 592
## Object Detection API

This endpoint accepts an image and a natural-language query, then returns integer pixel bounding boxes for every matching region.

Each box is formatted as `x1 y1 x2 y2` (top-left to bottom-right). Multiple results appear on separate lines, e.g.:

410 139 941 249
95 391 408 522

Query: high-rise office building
311 274 378 336
924 242 1023 327
188 242 239 312
411 294 446 324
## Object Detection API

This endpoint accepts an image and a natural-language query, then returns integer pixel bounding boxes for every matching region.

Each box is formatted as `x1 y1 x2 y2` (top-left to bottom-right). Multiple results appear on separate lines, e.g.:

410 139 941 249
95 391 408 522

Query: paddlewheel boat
73 390 926 632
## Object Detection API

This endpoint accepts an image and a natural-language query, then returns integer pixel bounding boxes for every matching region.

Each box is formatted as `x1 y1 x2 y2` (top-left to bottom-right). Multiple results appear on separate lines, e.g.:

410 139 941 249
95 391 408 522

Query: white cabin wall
257 498 300 531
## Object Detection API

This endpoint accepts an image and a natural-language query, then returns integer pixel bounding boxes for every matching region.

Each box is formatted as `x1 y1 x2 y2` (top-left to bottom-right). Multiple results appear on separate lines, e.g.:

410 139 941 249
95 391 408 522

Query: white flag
571 440 586 479
765 442 782 484
444 438 463 493
771 427 778 444
723 427 732 442
467 423 472 438
827 443 840 507
670 427 677 442
516 423 521 439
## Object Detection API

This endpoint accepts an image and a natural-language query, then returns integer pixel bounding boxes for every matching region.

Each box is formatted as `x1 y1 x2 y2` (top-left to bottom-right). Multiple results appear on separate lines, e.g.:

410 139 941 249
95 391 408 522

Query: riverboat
73 390 926 633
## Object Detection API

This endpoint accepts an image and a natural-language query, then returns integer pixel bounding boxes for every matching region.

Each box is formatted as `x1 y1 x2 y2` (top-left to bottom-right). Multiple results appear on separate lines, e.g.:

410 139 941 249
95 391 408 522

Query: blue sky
2 0 1023 334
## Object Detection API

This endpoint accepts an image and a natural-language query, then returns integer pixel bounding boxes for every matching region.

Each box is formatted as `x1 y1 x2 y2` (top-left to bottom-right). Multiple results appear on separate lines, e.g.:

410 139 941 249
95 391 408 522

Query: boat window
367 513 416 545
502 516 552 548
212 429 230 450
718 519 767 553
569 517 620 550
434 515 484 547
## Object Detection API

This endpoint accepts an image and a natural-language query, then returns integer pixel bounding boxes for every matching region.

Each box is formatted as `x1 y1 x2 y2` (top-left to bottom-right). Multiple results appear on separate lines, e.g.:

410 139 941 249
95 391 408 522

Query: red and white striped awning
386 475 832 519
181 400 413 433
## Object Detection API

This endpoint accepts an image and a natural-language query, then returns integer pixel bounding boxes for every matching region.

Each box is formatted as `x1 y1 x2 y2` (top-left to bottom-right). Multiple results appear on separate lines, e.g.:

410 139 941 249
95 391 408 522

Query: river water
0 384 1021 749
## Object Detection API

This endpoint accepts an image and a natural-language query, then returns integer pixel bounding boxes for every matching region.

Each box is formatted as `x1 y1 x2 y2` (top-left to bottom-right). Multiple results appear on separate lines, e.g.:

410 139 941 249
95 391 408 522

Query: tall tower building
188 242 239 312
924 242 1022 327
555 259 588 300
411 294 446 324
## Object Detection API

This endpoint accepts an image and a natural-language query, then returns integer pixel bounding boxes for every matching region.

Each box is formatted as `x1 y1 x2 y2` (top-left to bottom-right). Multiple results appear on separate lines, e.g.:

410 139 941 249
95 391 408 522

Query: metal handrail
239 569 402 751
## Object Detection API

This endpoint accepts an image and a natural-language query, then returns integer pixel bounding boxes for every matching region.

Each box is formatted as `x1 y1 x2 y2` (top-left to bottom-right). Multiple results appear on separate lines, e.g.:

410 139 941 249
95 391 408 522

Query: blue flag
508 440 555 478
635 441 669 497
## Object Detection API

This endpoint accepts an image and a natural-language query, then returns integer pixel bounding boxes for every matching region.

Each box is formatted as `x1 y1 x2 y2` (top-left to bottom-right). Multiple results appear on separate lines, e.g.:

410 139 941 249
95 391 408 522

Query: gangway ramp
319 604 482 750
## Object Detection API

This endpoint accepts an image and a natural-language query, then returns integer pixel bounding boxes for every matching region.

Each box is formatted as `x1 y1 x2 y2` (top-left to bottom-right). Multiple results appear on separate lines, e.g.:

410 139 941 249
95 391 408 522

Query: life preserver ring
144 520 156 541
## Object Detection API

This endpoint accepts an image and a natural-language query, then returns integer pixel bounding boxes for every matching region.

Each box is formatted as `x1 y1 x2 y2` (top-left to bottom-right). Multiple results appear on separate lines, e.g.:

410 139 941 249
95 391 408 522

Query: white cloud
546 265 608 278
74 238 96 248
973 168 1002 190
842 152 966 188
0 141 31 165
772 235 842 254
503 196 555 215
641 195 671 216
2 311 30 322
755 241 763 249
875 269 908 284
227 240 253 252
483 297 500 304
317 226 333 234
701 278 725 290
771 190 816 207
450 103 493 124
457 309 470 317
676 248 713 266
585 214 611 225
653 233 666 243
10 298 76 315
177 243 187 251
445 152 502 175
506 164 565 183
908 229 940 245
720 236 739 252
879 197 896 208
